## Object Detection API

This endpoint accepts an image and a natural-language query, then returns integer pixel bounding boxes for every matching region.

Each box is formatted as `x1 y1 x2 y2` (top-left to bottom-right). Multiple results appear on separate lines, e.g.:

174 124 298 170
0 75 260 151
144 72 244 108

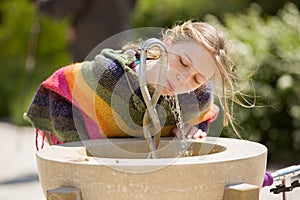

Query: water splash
165 95 194 157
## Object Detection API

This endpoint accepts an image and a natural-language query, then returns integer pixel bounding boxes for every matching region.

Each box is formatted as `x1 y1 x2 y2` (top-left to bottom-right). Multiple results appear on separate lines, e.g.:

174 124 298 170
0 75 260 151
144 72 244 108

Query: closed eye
194 74 205 84
179 56 189 67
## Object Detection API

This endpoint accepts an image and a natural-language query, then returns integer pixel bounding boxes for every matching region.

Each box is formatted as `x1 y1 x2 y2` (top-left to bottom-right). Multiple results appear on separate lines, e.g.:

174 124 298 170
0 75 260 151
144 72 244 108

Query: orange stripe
187 104 219 125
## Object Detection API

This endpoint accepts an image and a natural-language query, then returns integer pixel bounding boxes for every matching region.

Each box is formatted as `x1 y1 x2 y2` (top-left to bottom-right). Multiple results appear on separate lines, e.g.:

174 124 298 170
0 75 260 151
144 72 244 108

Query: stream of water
165 95 194 157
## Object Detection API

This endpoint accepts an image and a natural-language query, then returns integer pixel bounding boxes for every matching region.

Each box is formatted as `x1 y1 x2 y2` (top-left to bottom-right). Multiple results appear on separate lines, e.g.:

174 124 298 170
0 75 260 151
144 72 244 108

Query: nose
176 68 196 83
176 74 182 81
175 73 191 84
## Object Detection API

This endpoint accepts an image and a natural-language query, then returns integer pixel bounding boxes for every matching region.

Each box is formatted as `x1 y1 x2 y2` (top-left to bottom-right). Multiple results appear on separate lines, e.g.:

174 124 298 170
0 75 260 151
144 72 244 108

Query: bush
132 0 249 27
132 0 300 27
207 3 300 165
0 0 71 125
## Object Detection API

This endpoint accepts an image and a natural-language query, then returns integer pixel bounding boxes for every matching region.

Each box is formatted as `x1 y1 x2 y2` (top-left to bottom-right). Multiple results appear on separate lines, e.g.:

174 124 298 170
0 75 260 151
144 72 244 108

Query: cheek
168 55 179 69
175 77 199 94
167 60 182 77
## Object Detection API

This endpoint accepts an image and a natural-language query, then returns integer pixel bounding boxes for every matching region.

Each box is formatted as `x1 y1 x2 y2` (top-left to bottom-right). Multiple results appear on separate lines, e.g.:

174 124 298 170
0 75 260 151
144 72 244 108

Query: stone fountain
37 137 267 199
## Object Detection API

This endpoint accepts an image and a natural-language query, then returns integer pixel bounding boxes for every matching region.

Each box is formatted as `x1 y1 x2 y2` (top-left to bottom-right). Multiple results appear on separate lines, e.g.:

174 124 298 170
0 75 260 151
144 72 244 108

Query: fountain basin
36 137 267 199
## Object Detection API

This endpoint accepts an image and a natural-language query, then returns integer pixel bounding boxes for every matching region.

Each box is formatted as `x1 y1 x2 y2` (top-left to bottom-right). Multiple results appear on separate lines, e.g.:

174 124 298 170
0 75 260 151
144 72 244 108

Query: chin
161 88 174 96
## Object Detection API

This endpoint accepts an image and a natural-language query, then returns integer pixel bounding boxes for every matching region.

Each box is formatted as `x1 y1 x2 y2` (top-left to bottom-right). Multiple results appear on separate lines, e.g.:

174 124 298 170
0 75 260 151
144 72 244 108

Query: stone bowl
36 137 267 199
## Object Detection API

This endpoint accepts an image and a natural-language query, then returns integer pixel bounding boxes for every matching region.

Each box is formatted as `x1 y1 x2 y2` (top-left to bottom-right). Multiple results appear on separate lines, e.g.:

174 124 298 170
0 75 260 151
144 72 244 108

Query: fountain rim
36 137 267 167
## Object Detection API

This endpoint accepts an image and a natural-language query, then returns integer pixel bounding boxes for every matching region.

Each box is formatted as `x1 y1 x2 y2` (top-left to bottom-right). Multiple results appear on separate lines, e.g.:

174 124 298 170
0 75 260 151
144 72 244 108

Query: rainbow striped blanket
24 49 216 145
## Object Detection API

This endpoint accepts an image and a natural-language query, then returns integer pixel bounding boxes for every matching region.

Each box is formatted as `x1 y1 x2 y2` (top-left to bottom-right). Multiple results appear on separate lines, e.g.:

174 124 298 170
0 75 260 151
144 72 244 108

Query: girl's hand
171 123 207 139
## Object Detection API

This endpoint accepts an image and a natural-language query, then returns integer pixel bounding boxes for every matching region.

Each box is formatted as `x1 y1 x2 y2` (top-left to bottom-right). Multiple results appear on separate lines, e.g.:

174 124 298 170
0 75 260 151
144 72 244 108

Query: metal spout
139 38 168 158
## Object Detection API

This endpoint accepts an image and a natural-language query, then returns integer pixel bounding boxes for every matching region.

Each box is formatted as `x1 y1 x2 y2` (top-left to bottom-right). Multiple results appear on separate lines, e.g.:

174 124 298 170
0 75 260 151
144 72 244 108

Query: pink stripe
42 66 73 102
41 65 102 140
81 110 102 139
209 104 220 122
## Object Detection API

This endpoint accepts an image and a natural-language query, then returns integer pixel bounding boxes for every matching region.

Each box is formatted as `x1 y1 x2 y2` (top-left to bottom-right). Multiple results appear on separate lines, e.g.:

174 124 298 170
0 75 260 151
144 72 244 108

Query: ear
163 36 172 46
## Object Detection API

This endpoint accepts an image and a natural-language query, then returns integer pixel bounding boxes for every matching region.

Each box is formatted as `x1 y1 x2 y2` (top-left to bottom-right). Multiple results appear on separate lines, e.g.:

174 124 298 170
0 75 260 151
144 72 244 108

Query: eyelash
179 56 188 67
194 76 202 84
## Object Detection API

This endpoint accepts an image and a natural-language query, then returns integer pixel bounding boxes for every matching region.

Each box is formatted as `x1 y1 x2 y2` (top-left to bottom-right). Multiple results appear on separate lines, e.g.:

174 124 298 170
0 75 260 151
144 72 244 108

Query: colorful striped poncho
24 49 217 146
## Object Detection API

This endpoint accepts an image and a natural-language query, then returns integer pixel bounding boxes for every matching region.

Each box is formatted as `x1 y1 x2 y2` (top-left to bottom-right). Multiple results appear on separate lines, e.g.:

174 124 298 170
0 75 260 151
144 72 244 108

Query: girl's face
146 39 217 95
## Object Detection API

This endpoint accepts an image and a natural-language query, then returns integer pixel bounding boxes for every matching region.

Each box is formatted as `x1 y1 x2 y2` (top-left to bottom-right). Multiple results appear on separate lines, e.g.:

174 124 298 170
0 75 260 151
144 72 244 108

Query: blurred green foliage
0 0 71 124
133 0 300 27
133 0 249 27
214 3 300 165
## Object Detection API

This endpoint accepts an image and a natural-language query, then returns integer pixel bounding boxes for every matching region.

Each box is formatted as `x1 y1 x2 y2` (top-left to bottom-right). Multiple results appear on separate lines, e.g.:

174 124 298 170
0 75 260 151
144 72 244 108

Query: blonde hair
124 20 248 137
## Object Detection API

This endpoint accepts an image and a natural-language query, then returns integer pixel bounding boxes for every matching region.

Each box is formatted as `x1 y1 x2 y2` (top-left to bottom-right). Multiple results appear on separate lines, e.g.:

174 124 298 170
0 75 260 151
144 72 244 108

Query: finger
193 130 207 139
183 124 194 136
172 124 193 137
171 127 178 136
171 126 187 138
184 123 193 130
186 126 199 139
200 131 207 138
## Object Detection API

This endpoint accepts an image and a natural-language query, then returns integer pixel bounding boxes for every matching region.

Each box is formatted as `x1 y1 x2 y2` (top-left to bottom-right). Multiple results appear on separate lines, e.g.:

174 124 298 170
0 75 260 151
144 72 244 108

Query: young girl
24 20 234 148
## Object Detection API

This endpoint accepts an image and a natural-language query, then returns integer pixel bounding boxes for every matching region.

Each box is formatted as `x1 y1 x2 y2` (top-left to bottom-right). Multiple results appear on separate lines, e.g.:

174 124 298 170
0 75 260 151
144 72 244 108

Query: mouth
166 80 175 93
